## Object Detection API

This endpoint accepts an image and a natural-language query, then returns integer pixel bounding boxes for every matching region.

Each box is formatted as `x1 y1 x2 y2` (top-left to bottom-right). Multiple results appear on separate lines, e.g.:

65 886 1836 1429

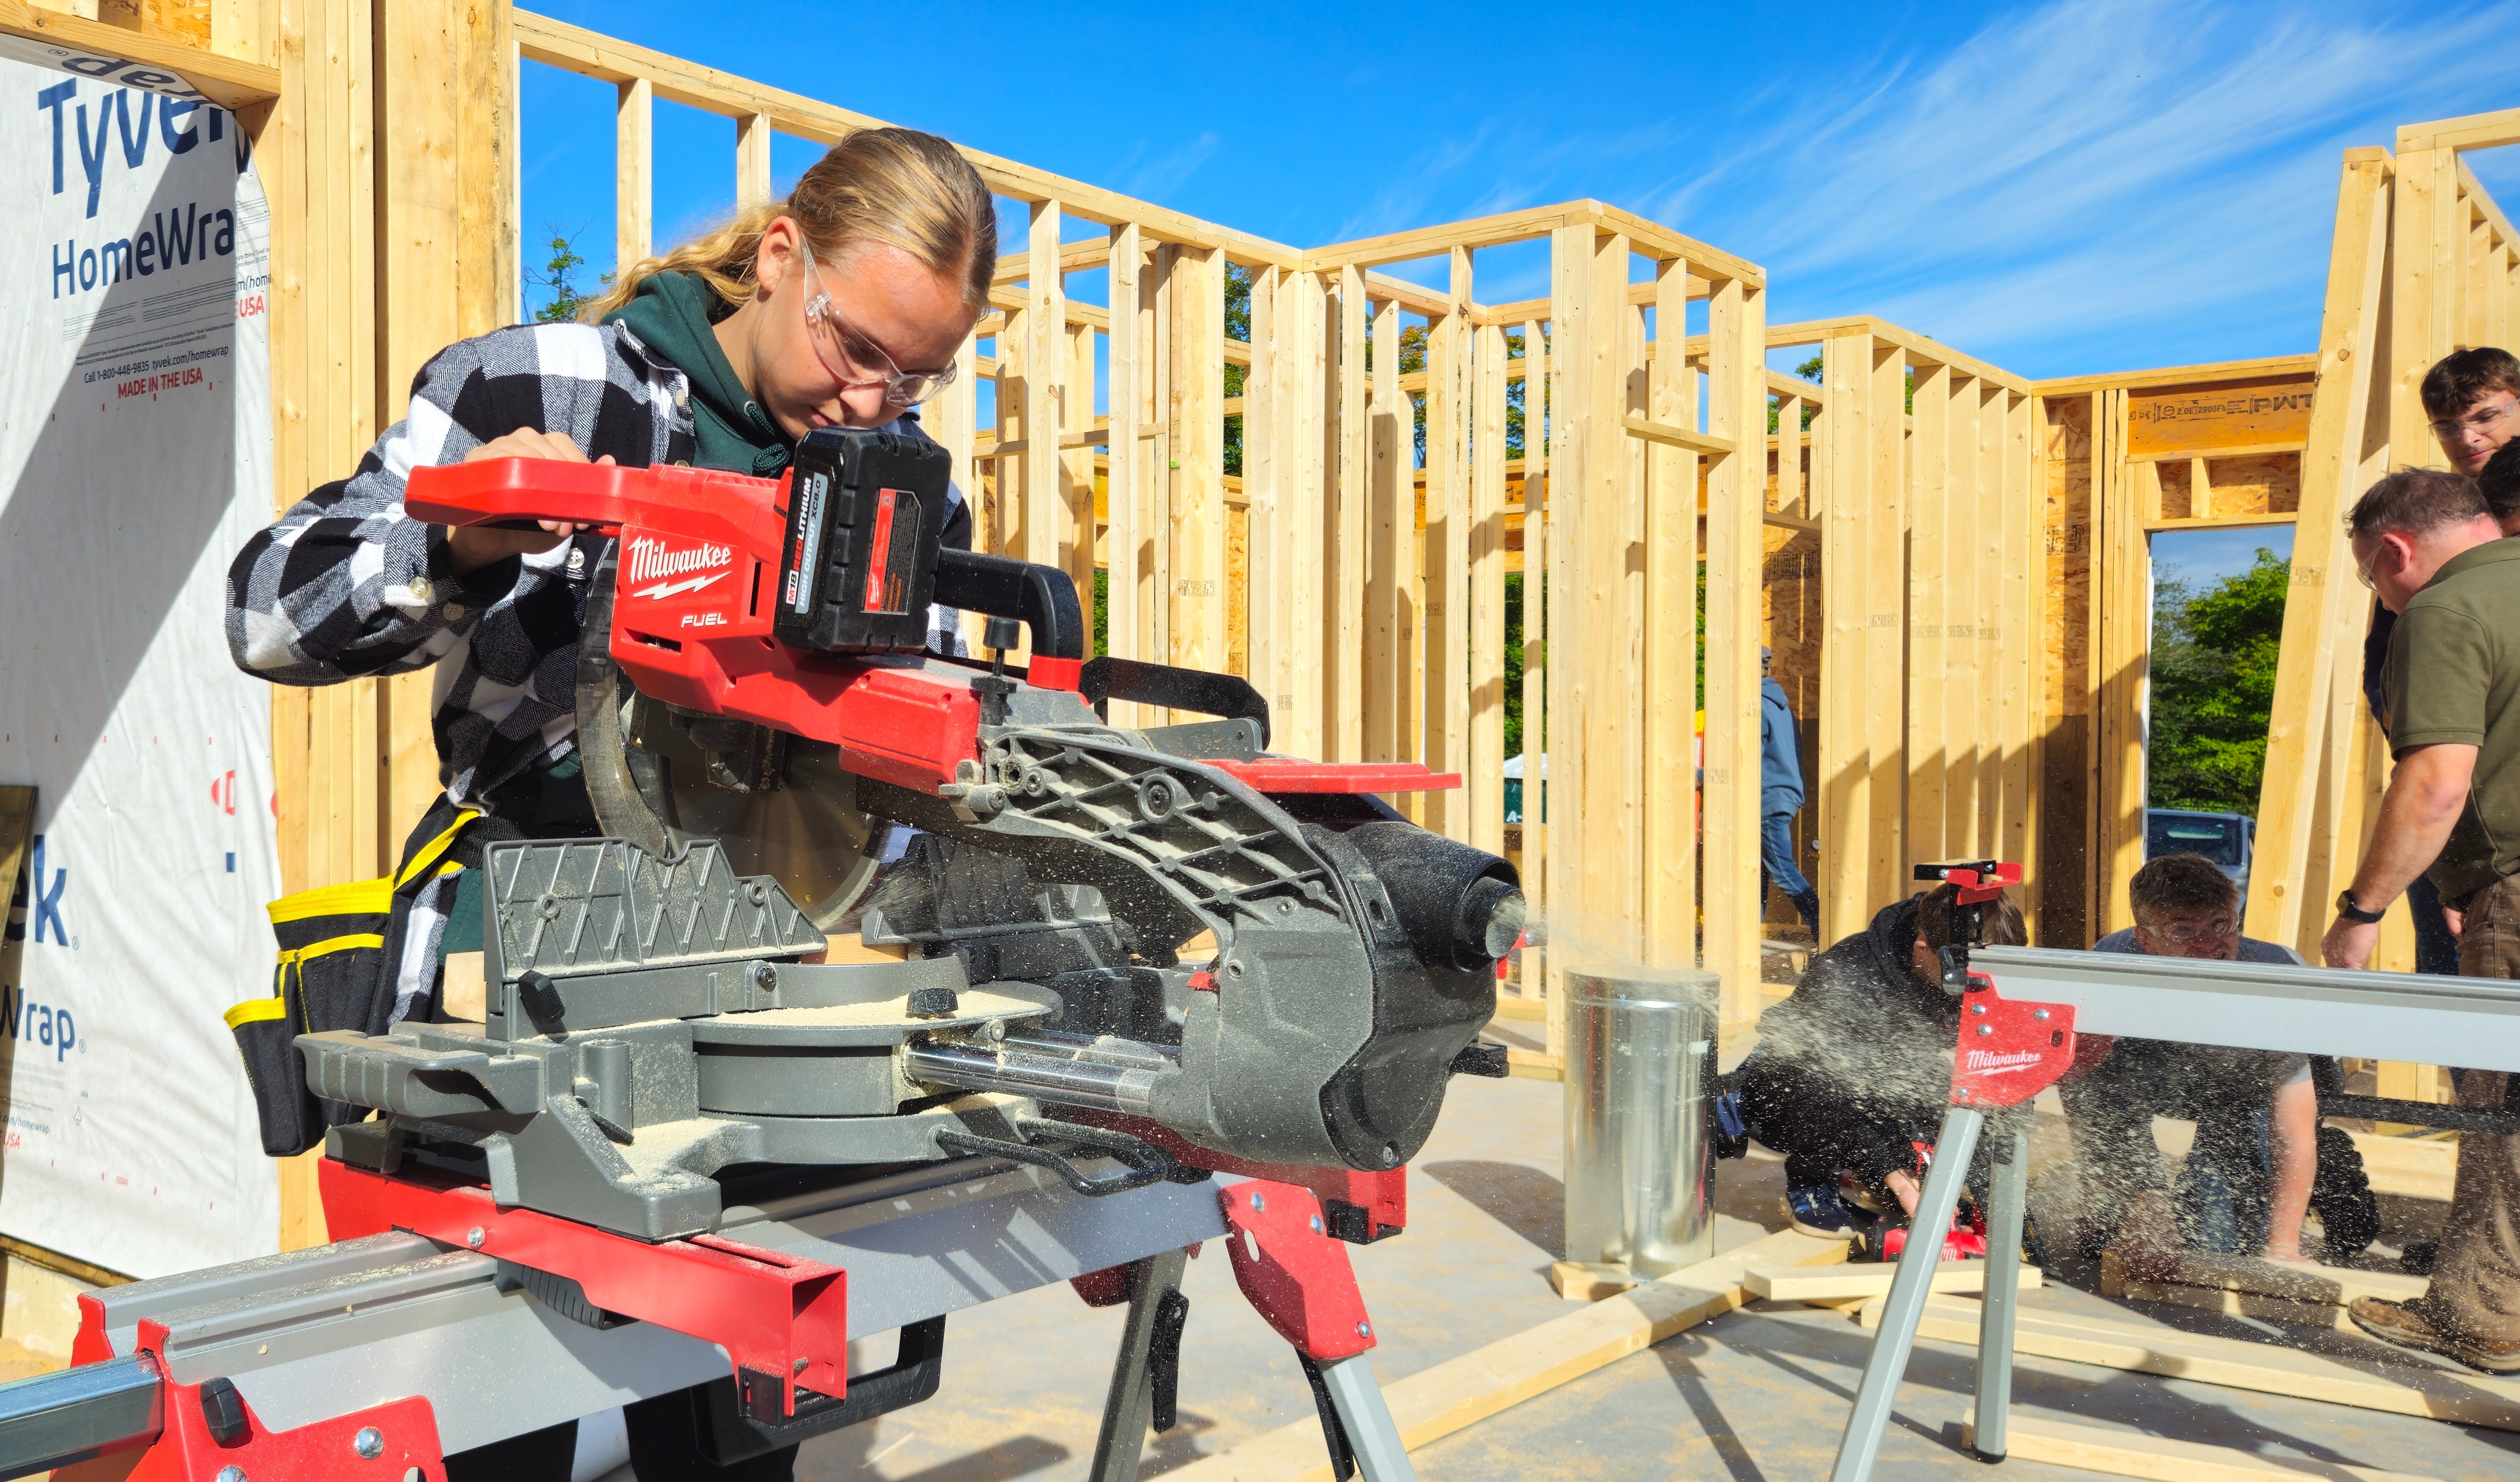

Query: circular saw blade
641 739 890 930
574 547 889 929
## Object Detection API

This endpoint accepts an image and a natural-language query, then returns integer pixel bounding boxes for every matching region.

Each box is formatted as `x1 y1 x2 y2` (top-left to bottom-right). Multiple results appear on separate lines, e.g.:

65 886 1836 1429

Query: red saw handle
404 456 690 530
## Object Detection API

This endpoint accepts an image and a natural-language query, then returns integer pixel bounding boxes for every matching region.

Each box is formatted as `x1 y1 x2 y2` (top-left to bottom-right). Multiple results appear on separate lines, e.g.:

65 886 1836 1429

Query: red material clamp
1916 859 2022 904
320 1160 848 1417
56 1317 446 1482
1217 1179 1377 1362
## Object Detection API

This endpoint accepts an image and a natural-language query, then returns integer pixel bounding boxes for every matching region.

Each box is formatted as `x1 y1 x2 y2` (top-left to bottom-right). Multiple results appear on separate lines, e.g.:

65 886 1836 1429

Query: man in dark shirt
2359 349 2520 971
2323 467 2520 1375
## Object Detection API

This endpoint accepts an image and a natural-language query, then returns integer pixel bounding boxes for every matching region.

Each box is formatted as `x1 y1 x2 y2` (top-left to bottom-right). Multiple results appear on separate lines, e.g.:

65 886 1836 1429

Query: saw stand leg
1216 1178 1420 1482
1972 1122 2030 1460
1824 1102 2004 1482
1089 1246 1192 1482
1826 1108 2034 1480
1303 1349 1413 1481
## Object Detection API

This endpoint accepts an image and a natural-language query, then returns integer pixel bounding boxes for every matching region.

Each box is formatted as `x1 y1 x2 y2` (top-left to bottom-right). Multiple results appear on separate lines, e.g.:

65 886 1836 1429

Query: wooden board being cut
1549 1261 1636 1301
1959 1416 2441 1482
1161 1228 1847 1482
1888 1294 2520 1432
1744 1260 2040 1302
2120 1280 2358 1332
2101 1249 2428 1307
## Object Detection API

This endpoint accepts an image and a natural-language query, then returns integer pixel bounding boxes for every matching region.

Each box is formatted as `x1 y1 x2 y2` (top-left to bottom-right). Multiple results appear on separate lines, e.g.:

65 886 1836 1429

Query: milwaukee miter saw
4 429 1517 1482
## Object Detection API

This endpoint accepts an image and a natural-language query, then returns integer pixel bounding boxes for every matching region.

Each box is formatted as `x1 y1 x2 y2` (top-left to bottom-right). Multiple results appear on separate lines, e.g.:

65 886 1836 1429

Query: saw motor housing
311 436 1520 1240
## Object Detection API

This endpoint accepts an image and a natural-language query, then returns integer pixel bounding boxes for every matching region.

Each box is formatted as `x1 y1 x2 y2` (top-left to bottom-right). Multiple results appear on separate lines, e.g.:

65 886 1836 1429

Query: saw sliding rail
1827 945 2520 1482
0 1155 1419 1481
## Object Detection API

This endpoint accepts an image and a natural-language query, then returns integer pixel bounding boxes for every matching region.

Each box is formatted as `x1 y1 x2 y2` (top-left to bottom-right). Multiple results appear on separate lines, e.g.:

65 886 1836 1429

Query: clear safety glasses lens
796 240 956 408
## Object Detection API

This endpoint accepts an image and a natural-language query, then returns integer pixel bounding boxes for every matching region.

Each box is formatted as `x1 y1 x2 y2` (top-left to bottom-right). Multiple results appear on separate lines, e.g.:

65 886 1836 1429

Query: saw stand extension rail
1827 943 2520 1480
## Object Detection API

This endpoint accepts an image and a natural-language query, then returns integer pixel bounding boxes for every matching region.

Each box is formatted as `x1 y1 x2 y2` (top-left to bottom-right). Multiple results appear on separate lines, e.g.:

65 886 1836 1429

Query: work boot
2348 1297 2520 1375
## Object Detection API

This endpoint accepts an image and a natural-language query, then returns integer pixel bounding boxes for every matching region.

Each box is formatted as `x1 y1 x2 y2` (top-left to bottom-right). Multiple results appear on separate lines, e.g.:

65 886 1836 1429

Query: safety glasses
2427 396 2517 445
794 235 958 409
2139 916 2237 945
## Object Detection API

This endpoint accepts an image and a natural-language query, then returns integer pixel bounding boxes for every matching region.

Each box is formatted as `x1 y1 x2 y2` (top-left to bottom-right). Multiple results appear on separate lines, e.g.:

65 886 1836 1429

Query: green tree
1092 566 1109 658
525 223 611 324
1223 265 1251 476
2148 549 2289 814
1770 354 1824 434
1504 571 1527 759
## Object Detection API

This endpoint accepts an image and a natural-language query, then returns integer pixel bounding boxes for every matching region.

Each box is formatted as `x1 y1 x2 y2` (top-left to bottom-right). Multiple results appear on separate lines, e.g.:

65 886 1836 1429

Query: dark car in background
2144 809 2255 904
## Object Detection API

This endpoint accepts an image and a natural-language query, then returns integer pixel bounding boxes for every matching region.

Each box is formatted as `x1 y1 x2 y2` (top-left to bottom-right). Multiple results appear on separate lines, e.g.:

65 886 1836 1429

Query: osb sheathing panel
2044 397 2092 719
1764 441 1821 722
1228 503 1249 678
2040 394 2094 946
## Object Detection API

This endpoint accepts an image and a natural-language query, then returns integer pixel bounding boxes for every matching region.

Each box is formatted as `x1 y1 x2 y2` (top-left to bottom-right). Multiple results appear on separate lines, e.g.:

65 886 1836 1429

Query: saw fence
21 0 2511 1249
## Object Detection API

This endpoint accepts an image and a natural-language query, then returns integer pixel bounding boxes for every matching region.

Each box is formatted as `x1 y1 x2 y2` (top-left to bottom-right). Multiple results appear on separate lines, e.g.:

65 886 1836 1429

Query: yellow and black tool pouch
226 809 479 1157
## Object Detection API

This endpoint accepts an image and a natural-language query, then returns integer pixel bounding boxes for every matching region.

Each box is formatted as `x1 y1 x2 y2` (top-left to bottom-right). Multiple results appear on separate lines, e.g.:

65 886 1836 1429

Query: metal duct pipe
0 1354 163 1480
1563 968 1721 1278
904 1038 1163 1114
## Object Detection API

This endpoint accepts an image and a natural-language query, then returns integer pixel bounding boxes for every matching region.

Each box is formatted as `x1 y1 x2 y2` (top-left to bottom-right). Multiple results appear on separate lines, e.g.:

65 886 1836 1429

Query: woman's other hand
447 429 608 572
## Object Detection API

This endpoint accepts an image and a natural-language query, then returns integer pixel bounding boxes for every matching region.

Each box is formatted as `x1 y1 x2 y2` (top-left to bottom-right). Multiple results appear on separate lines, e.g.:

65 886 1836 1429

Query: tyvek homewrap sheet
0 43 281 1275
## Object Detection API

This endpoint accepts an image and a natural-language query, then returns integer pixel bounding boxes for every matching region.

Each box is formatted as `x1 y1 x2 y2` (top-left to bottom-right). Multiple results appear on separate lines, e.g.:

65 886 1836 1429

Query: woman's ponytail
585 126 997 321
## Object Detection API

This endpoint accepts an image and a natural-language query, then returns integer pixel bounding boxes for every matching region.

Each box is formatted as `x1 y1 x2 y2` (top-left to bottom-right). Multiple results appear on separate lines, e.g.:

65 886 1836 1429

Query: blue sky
515 0 2518 586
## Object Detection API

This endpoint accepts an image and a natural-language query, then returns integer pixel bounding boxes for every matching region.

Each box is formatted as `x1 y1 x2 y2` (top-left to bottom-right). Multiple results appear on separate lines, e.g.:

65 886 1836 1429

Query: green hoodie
602 270 792 478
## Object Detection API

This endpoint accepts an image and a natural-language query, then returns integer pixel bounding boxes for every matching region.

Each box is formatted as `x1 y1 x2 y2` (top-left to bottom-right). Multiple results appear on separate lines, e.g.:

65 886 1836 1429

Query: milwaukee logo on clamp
627 535 733 599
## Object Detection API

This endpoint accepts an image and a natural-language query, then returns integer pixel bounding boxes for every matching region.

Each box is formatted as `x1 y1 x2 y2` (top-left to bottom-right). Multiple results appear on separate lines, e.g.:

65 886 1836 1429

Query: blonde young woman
224 128 993 1482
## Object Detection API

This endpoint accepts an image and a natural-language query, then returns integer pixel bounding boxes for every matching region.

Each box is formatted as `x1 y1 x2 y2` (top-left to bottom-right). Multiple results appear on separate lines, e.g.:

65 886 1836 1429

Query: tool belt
227 752 604 1156
226 807 484 1157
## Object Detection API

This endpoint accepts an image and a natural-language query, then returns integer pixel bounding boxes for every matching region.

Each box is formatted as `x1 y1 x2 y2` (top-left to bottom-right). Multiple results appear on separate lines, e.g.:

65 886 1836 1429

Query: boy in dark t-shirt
2063 854 2330 1264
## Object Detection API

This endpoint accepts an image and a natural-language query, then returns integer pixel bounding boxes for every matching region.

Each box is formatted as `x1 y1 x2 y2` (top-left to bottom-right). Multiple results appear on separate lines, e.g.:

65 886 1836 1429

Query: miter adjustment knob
199 1376 249 1445
907 986 960 1019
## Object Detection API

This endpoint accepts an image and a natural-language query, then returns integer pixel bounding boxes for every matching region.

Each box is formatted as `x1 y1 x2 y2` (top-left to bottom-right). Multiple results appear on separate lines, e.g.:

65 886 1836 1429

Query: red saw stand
48 1153 1417 1482
1824 861 2075 1482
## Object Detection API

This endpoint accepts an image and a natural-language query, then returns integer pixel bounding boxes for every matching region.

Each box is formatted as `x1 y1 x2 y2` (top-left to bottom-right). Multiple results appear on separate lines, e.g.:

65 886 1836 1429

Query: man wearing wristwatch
2358 352 2520 971
2320 466 2520 1375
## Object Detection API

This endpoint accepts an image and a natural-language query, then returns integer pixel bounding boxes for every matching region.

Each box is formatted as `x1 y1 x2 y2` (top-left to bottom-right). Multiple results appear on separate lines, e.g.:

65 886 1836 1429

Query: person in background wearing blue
1761 646 1818 933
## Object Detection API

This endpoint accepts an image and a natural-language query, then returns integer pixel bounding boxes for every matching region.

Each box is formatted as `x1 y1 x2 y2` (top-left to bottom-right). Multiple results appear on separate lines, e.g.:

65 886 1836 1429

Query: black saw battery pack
774 426 952 654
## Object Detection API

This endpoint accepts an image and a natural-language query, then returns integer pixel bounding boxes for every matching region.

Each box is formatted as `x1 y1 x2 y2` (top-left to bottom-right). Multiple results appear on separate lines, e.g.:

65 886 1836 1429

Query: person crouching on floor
1734 879 2027 1245
2061 853 2370 1270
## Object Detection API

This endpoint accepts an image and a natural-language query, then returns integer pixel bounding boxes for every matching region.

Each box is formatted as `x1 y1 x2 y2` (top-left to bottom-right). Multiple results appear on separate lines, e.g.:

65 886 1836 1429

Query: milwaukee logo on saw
627 535 733 600
1962 1047 2045 1074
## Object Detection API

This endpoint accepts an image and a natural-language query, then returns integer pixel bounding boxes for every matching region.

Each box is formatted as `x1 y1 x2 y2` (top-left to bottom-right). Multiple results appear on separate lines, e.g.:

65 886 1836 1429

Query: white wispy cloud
1312 0 2520 374
1675 0 2520 367
1110 131 1223 205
